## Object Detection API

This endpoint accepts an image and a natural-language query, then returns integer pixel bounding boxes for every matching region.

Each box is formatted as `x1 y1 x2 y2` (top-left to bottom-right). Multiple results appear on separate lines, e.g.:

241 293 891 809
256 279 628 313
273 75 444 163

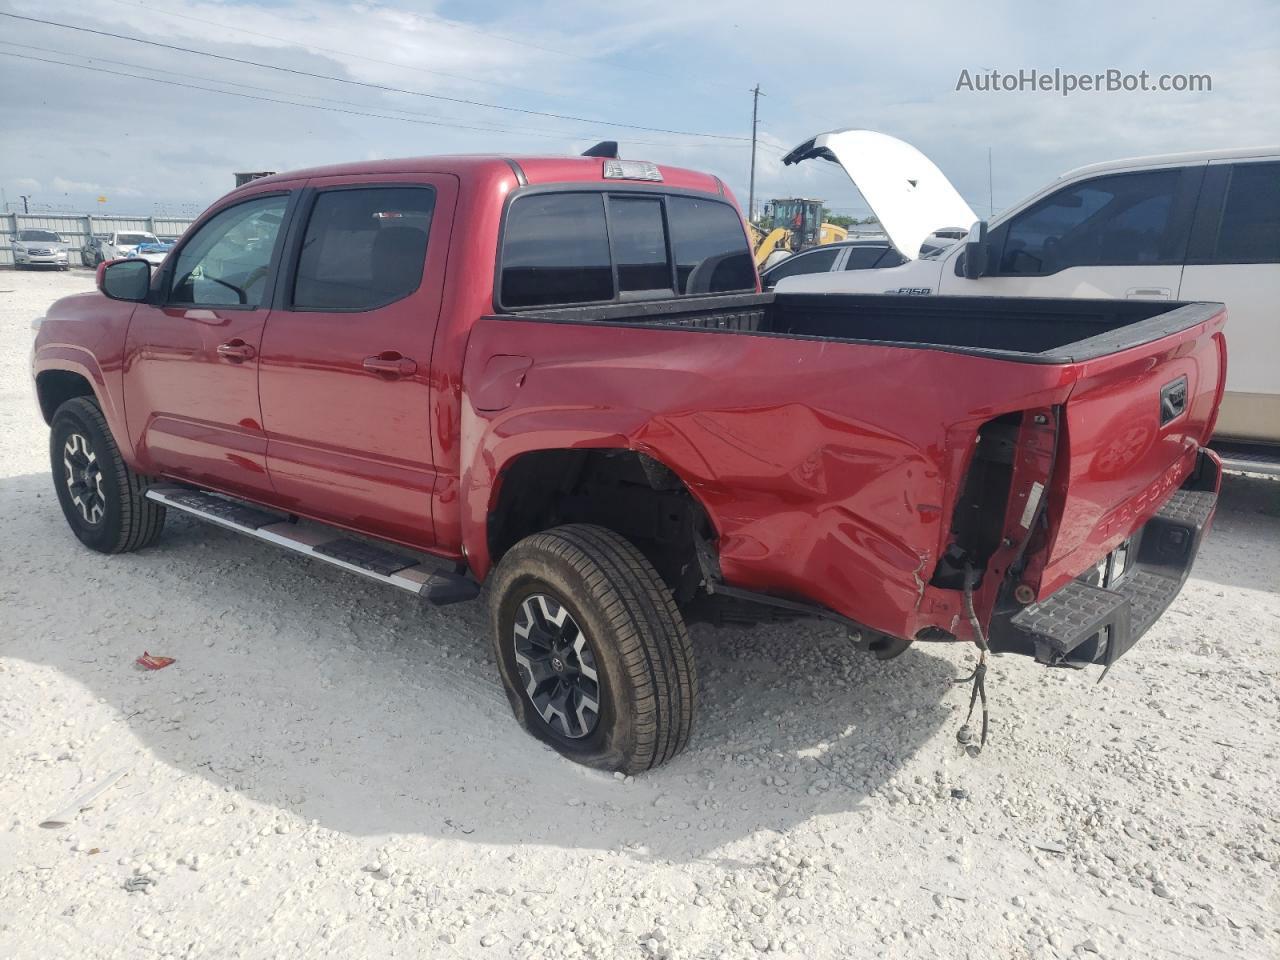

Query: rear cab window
499 189 754 309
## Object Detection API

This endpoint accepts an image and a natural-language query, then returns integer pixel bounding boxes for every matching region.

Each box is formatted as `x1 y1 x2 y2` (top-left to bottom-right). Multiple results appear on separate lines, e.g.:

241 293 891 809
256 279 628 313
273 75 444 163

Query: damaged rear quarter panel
461 316 1075 639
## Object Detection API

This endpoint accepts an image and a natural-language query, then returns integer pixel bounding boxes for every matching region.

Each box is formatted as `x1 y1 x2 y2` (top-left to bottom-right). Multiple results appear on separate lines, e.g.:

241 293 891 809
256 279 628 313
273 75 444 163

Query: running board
1212 441 1280 478
144 486 479 605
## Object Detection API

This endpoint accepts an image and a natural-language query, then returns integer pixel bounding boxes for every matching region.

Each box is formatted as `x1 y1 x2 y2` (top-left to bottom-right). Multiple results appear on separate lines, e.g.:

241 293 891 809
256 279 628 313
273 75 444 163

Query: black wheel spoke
512 592 601 740
62 432 106 527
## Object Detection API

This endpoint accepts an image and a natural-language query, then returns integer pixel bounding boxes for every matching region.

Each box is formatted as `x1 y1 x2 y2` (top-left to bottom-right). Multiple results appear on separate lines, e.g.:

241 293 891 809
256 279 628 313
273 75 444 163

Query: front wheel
50 397 166 553
489 524 696 774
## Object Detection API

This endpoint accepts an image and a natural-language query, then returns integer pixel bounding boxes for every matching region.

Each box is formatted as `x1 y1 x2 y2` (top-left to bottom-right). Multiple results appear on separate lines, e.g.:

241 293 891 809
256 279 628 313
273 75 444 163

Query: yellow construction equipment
752 198 848 268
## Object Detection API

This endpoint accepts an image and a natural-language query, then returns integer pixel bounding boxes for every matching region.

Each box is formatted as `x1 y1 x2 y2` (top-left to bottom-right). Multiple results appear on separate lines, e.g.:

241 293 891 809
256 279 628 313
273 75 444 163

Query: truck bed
506 291 1218 364
465 290 1226 652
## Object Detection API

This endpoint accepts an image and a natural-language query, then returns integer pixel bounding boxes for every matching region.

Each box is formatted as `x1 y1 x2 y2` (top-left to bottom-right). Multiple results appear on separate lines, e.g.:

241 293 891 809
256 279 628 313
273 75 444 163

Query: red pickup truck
32 150 1225 773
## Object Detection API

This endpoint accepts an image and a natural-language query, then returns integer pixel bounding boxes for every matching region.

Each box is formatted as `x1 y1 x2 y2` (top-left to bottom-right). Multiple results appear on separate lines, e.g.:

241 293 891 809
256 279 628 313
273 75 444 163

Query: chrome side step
144 485 479 605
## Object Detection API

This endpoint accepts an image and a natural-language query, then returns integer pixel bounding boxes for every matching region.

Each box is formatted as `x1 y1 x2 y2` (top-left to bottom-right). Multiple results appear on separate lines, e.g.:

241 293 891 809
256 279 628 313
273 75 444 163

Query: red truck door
122 189 295 499
256 176 456 549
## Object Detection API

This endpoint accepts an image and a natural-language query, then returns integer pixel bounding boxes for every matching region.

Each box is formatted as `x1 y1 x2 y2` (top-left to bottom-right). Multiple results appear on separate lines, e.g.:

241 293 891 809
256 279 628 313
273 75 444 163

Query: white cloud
51 177 100 193
0 0 1276 217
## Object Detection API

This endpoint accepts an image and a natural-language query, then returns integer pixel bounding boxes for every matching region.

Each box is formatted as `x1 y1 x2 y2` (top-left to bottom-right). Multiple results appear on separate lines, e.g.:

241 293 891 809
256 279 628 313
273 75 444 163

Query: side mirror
97 258 151 302
962 220 990 279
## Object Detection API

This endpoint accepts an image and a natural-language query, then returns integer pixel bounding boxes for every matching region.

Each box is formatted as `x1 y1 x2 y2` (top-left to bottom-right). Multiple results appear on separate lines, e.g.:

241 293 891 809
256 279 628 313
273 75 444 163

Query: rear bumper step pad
1005 486 1217 667
145 486 479 605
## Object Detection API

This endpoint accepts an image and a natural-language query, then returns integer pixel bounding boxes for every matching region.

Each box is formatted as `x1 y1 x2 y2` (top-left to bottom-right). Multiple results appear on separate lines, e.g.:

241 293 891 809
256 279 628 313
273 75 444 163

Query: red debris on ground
135 652 175 670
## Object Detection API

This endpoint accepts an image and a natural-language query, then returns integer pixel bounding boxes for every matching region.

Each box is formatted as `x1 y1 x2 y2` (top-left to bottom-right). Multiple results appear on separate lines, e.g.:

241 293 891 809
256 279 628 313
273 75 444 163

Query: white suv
101 230 160 262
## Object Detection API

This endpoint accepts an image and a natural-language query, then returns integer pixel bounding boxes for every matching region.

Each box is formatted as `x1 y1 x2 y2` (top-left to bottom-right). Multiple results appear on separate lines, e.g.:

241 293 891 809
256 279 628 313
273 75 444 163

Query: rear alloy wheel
512 593 601 739
50 397 166 554
490 524 696 774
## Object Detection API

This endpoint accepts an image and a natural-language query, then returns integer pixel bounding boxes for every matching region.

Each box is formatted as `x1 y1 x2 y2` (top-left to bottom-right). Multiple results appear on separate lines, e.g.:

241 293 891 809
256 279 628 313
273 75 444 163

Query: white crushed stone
0 269 1277 959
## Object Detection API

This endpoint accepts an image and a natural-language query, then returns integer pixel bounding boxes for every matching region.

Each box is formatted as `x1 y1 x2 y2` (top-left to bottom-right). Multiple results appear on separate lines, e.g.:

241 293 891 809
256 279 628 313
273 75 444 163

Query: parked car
759 236 958 289
778 129 1280 452
32 151 1224 773
761 240 903 288
10 229 70 269
127 239 176 266
81 235 110 267
98 230 160 263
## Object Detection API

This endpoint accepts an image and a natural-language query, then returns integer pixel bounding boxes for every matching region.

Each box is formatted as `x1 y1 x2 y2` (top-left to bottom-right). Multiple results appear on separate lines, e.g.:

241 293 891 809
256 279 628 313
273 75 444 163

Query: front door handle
217 339 256 362
362 353 417 378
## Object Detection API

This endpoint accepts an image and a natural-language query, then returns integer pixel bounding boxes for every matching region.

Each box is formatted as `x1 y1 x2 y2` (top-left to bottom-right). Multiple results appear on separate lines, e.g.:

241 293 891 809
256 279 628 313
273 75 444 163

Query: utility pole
19 194 30 214
748 84 763 224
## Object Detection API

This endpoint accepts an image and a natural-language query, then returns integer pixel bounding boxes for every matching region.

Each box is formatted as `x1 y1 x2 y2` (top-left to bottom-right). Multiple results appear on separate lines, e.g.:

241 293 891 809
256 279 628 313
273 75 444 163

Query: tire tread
54 397 166 553
494 524 696 773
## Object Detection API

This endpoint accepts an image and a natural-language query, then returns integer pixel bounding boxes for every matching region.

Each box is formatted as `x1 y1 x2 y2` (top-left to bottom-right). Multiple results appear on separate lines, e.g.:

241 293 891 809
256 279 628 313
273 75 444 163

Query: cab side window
169 195 288 307
1214 162 1280 263
292 187 436 310
763 248 840 284
995 170 1184 275
843 245 891 269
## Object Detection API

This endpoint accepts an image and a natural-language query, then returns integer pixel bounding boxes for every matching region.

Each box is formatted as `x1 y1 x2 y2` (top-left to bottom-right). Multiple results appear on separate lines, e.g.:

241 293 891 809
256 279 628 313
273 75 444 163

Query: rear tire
50 397 166 554
489 524 696 774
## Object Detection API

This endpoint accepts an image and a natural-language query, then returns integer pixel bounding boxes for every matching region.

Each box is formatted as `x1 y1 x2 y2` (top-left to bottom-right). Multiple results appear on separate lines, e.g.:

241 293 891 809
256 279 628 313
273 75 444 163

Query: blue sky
1 0 1277 218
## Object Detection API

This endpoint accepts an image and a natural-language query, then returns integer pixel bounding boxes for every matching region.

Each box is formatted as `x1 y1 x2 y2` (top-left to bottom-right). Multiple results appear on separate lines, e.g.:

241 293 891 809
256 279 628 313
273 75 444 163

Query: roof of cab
1056 145 1280 181
243 154 728 195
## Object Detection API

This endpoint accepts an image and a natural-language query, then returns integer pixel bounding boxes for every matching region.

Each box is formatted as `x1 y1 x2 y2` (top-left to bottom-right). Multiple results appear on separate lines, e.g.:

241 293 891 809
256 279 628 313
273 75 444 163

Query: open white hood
782 129 977 260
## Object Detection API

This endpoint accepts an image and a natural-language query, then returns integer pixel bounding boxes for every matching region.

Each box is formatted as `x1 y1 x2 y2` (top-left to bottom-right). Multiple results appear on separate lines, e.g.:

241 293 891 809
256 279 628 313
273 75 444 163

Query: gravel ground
1 268 1277 960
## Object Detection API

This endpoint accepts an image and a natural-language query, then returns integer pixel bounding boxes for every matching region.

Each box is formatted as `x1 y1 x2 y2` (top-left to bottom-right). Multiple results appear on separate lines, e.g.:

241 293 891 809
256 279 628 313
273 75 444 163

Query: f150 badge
887 287 933 295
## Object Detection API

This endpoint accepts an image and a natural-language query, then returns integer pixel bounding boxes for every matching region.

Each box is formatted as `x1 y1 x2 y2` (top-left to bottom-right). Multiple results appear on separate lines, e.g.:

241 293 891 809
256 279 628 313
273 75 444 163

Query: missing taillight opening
931 412 1022 589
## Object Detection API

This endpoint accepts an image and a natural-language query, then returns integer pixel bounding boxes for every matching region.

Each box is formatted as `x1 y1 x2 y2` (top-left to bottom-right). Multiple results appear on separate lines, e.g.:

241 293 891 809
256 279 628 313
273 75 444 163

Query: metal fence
1 212 195 266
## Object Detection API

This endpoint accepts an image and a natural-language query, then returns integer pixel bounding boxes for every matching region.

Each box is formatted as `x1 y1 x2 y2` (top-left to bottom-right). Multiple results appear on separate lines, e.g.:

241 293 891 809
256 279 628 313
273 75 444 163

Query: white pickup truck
777 130 1280 456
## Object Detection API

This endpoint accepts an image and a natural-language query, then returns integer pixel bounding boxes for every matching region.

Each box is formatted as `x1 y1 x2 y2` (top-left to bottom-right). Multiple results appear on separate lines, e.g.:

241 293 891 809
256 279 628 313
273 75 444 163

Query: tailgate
1037 303 1227 596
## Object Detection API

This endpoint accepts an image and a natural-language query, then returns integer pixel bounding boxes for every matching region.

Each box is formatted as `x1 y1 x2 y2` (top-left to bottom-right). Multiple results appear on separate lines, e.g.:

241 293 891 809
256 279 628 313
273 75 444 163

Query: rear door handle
217 339 256 361
362 353 417 378
1125 287 1171 299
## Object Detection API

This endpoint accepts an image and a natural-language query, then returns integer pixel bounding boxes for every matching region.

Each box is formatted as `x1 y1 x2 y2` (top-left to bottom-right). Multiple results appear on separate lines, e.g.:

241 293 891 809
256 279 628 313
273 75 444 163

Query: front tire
50 397 166 553
489 524 696 774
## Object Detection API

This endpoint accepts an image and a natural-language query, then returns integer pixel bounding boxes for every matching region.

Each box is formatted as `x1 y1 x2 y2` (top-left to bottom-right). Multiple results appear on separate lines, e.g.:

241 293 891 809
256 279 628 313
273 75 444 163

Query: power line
97 0 589 103
0 12 750 142
0 49 747 151
0 40 601 142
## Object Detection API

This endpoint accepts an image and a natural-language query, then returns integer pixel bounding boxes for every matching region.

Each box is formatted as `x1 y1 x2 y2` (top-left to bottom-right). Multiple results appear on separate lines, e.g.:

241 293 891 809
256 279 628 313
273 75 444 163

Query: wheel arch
34 349 139 469
35 368 97 424
478 446 718 601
